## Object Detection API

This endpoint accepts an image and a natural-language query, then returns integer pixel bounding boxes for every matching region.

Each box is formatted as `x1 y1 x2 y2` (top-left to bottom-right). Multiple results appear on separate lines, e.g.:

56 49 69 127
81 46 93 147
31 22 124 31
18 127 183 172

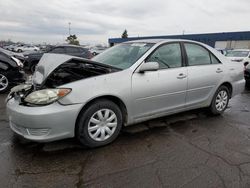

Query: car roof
55 44 86 49
124 39 202 44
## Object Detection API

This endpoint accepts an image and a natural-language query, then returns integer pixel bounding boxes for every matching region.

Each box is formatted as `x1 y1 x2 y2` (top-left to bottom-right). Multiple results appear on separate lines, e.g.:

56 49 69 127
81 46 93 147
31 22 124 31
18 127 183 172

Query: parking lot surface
1 89 250 188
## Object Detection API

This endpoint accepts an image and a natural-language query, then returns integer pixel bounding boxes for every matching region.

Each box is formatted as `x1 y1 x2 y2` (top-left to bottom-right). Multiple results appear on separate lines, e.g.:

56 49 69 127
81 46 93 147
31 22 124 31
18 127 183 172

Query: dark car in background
0 49 24 93
24 45 93 72
245 64 250 88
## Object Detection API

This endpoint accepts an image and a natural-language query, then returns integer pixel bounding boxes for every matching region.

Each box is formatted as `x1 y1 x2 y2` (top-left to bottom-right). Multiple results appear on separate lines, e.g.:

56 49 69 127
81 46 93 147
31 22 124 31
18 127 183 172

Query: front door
131 43 188 120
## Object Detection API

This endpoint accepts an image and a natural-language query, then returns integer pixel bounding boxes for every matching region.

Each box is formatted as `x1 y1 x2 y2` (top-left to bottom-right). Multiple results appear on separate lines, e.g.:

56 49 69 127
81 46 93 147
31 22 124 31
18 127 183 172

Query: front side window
185 43 211 66
93 43 153 69
146 43 182 69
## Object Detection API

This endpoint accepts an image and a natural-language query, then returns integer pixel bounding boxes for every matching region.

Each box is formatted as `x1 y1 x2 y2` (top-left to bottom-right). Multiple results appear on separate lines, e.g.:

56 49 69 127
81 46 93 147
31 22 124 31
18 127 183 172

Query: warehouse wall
215 40 250 49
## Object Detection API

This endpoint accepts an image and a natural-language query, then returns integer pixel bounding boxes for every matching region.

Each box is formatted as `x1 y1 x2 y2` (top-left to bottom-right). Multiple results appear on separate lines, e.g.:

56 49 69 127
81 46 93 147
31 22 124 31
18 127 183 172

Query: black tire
209 86 230 115
30 64 36 73
17 49 22 53
76 99 123 148
0 72 10 94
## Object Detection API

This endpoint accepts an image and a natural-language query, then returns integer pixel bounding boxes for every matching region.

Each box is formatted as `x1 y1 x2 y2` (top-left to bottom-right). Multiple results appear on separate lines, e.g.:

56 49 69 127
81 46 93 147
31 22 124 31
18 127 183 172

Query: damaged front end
7 54 119 106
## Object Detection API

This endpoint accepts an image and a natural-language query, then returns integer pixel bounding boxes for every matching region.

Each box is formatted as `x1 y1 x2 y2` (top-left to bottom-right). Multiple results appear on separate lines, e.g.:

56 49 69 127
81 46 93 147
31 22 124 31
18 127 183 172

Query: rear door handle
177 73 187 79
216 68 223 73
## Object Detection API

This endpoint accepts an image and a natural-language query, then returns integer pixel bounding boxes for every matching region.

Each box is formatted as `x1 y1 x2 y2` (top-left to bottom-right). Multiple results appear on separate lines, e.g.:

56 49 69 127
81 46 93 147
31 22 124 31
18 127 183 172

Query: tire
17 49 22 53
76 99 123 148
246 81 250 89
30 64 36 73
0 72 10 93
209 86 230 115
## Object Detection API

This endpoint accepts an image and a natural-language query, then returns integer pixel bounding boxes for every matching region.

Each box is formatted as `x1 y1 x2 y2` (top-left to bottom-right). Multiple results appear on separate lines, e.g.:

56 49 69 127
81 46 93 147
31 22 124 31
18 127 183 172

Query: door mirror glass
139 62 159 72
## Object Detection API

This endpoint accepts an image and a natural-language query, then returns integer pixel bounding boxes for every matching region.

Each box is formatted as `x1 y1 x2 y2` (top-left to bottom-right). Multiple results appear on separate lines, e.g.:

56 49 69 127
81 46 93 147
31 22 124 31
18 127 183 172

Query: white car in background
226 49 250 67
14 45 40 53
3 44 18 51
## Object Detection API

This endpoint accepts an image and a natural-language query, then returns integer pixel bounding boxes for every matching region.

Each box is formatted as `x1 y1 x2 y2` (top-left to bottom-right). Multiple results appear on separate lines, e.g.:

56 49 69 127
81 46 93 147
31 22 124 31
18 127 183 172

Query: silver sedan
7 39 245 148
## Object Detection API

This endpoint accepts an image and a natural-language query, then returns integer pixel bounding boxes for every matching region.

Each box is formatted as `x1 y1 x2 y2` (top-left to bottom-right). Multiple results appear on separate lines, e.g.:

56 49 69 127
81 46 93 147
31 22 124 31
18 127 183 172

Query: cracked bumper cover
7 98 83 142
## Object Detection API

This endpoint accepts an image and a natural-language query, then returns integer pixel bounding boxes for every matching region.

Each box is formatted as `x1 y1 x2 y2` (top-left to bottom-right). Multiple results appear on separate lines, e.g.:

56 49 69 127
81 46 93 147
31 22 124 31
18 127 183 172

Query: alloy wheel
0 74 9 91
215 90 228 111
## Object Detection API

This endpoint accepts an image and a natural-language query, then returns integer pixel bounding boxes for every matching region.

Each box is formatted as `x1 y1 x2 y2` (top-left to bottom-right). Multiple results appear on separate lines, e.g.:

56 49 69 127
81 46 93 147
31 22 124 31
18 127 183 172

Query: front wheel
76 100 123 148
209 86 230 115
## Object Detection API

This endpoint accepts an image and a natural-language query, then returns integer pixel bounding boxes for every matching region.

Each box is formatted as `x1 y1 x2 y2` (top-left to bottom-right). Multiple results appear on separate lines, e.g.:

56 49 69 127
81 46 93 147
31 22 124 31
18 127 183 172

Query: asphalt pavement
1 89 250 188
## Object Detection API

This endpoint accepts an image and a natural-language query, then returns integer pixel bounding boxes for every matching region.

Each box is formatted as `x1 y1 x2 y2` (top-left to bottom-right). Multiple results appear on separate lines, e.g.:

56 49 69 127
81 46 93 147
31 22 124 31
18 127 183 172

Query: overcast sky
0 0 249 45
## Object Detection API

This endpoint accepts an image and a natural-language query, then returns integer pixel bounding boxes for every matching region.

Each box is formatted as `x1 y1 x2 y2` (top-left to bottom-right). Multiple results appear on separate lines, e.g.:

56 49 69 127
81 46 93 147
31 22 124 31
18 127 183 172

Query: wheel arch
219 82 233 98
75 95 128 135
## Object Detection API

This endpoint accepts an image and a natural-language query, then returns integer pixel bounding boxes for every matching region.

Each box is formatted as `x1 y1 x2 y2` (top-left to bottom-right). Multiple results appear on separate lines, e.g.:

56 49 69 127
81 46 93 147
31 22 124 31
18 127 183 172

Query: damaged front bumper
7 98 83 142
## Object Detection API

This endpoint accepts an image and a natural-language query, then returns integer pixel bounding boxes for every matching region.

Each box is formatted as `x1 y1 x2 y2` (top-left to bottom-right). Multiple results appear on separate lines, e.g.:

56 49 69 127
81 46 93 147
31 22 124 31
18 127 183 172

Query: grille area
26 128 50 136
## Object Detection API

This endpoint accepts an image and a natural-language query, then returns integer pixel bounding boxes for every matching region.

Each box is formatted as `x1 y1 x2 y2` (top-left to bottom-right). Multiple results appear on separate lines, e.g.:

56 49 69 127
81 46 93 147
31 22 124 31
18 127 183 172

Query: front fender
0 62 9 70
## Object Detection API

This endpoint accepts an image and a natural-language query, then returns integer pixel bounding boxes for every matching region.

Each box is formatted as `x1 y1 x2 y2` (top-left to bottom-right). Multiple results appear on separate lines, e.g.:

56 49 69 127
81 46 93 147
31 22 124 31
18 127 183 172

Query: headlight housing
11 84 32 93
24 88 71 105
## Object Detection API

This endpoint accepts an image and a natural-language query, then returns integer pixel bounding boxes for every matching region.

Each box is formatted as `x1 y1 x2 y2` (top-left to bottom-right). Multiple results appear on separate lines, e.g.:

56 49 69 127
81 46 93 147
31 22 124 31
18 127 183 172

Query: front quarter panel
58 69 133 122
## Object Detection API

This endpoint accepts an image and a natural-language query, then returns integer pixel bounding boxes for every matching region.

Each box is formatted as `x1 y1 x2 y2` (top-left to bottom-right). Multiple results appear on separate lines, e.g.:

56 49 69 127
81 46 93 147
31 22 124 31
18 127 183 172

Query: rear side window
50 47 65 53
185 43 211 66
210 54 220 64
146 43 182 69
65 47 80 53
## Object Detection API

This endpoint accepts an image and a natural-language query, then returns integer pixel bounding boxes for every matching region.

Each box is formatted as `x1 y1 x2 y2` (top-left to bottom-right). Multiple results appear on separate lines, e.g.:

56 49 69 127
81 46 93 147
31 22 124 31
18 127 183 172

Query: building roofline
108 31 250 44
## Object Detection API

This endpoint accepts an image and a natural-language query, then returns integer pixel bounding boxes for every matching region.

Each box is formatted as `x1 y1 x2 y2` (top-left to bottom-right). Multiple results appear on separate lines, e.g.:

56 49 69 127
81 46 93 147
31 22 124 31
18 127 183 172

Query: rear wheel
76 99 122 148
0 72 10 93
209 86 230 115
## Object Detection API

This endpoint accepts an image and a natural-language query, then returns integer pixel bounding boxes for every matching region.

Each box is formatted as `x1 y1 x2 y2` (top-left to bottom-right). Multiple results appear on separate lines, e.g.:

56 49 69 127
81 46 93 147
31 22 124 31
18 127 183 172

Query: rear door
131 43 188 119
183 42 224 108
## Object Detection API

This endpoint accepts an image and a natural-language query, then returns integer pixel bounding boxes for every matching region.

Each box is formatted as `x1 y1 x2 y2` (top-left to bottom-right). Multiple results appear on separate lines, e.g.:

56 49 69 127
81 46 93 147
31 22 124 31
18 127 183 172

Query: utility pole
68 22 71 36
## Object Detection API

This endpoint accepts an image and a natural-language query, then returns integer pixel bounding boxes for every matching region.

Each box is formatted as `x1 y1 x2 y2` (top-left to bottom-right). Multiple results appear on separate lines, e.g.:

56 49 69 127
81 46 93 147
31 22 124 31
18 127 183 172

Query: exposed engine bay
43 59 118 88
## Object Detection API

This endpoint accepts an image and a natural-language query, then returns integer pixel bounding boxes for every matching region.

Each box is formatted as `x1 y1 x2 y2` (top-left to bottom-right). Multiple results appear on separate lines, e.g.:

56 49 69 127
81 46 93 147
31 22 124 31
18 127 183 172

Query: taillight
87 51 93 59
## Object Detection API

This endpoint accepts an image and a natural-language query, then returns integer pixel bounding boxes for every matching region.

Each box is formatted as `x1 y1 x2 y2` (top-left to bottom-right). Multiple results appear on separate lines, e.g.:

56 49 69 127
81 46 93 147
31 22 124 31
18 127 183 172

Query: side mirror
139 62 159 73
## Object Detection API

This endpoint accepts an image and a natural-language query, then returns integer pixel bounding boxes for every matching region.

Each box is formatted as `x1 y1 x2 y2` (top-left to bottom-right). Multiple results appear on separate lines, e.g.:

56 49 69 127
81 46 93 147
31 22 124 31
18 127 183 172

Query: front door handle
177 73 187 79
216 68 223 73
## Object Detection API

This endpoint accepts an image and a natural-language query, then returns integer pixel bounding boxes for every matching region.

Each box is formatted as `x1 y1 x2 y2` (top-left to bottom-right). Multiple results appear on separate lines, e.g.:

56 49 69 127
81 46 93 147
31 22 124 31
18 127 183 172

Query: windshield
226 51 249 57
92 43 154 69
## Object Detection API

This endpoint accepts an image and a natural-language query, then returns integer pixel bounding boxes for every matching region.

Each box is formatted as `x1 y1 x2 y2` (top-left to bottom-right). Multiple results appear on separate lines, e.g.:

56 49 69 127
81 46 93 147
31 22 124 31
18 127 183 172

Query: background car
0 49 24 93
13 44 40 53
216 48 229 56
3 44 18 51
90 46 108 56
226 49 250 67
7 39 245 147
24 44 93 73
244 63 250 87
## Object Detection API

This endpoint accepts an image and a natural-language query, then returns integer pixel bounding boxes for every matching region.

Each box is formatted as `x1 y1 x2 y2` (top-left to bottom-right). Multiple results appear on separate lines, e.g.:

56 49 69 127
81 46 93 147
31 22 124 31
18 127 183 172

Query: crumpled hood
33 53 80 85
32 53 109 86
